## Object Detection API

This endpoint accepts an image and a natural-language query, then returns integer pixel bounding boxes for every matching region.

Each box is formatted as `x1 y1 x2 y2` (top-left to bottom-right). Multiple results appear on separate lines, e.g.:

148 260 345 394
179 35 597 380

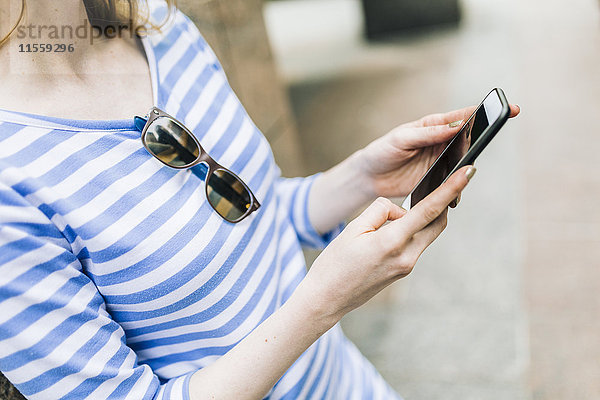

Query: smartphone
401 88 511 210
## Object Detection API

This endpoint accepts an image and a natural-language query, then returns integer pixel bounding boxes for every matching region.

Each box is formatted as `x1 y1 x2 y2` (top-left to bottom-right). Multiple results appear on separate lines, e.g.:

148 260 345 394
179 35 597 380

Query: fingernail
448 119 463 128
465 166 477 181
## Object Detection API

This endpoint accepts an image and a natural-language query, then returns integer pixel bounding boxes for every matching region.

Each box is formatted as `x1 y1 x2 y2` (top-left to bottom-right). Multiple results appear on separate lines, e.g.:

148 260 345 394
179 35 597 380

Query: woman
0 0 519 399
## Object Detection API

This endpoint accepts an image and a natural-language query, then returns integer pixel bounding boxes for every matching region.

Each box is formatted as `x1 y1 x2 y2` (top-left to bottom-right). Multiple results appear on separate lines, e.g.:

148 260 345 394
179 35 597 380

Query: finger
411 106 477 128
412 209 448 248
400 210 448 261
410 103 520 128
348 197 406 234
394 165 475 236
414 209 448 246
509 104 520 118
398 124 461 149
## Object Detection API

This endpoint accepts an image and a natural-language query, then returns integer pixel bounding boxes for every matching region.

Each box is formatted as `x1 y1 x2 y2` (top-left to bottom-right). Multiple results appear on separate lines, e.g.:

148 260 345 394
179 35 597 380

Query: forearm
189 281 338 400
308 151 375 235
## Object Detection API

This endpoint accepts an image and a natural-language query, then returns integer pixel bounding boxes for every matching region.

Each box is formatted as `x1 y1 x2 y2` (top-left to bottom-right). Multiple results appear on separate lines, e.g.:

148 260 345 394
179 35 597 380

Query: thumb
349 197 406 234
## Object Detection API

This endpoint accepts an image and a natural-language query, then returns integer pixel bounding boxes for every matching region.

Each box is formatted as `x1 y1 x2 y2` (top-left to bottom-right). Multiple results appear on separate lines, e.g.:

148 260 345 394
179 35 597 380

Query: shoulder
143 0 221 68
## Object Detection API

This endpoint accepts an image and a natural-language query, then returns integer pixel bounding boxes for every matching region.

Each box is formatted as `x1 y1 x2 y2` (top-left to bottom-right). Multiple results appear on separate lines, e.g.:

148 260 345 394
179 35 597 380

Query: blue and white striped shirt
0 2 400 399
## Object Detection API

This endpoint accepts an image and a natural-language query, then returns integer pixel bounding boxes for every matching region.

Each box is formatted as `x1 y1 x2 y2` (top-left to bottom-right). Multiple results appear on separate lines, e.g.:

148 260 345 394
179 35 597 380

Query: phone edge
401 88 511 210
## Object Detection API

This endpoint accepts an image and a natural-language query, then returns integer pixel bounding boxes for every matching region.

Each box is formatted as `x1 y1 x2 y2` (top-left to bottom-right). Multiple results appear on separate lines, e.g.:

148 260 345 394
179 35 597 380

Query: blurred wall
178 0 306 176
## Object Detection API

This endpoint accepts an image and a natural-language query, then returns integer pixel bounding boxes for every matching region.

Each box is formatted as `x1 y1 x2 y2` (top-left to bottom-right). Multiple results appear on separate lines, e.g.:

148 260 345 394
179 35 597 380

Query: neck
0 0 138 76
0 0 153 120
22 0 88 32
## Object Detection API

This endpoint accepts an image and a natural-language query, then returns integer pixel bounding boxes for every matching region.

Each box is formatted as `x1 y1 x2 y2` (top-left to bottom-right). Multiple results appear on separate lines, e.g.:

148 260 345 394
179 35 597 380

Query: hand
299 166 475 322
354 105 520 200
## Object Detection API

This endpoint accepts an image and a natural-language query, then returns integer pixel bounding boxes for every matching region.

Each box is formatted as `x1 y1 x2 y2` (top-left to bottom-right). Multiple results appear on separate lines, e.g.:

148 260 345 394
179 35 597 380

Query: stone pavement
265 0 600 398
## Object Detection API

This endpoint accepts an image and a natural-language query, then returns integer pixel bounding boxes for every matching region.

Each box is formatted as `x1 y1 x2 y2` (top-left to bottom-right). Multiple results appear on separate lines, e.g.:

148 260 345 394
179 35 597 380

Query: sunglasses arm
134 116 148 132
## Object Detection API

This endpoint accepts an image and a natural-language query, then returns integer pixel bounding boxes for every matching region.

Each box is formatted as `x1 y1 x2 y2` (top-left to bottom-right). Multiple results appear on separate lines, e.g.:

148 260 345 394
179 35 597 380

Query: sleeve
275 174 344 250
0 188 194 400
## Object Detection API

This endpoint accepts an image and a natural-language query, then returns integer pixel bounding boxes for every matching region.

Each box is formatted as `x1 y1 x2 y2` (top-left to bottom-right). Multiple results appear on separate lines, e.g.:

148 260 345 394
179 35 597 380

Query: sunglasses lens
144 117 200 167
207 169 252 222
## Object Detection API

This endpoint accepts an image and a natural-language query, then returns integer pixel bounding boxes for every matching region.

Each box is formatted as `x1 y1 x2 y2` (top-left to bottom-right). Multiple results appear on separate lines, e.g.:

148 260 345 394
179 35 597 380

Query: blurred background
2 0 598 399
180 0 600 399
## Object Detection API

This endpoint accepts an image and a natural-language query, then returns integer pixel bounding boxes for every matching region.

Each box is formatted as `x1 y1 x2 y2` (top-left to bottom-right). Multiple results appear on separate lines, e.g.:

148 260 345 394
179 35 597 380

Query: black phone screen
406 91 505 208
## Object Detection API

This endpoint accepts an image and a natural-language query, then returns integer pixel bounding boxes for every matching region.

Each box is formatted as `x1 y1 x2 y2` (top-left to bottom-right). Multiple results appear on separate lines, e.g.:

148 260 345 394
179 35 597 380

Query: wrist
340 150 378 204
287 276 341 335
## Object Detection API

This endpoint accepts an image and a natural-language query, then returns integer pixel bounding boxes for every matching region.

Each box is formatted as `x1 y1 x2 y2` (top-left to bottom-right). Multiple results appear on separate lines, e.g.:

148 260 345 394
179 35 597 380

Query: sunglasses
134 107 260 223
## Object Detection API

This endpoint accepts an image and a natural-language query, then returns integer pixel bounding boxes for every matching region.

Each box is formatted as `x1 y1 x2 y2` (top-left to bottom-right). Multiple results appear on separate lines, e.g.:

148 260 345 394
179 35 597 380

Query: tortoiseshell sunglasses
134 107 260 223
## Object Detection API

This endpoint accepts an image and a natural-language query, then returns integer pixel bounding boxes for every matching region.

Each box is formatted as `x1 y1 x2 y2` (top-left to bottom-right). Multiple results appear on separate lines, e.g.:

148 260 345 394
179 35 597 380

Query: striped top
0 2 400 399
